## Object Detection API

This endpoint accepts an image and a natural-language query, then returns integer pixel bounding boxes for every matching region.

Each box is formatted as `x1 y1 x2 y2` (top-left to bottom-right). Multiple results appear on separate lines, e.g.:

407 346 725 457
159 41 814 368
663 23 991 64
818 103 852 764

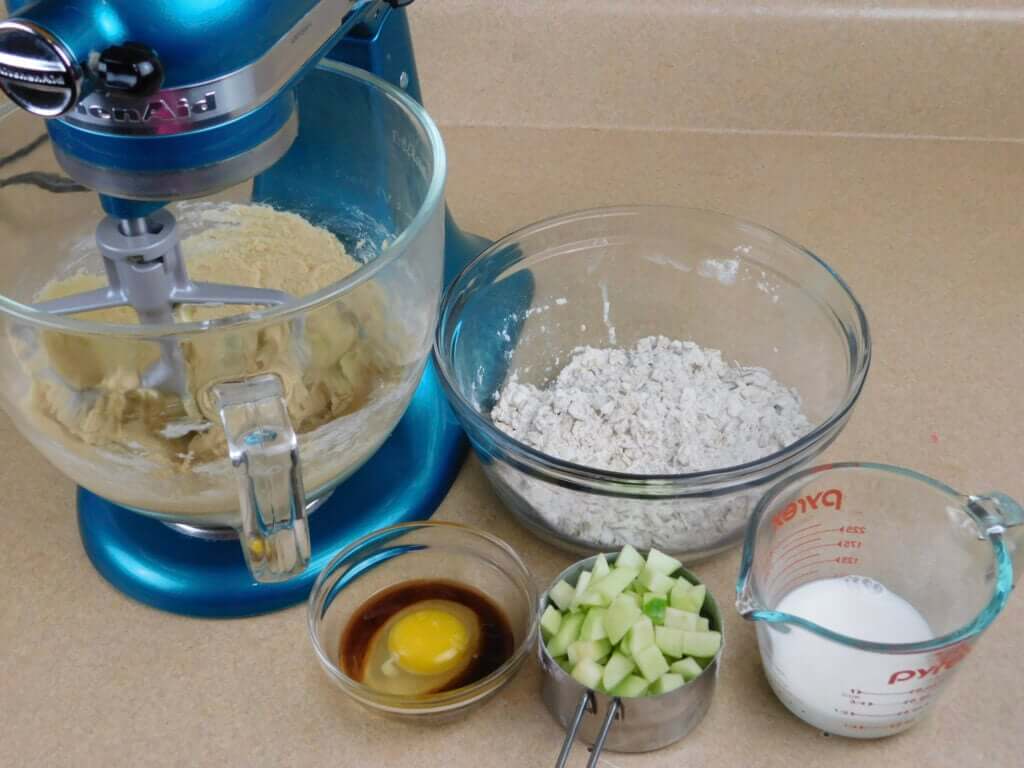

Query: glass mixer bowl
0 61 446 581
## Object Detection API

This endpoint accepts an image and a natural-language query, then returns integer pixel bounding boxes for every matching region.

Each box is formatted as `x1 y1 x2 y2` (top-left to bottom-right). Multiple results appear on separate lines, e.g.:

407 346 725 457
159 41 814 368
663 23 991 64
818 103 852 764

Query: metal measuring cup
538 554 724 766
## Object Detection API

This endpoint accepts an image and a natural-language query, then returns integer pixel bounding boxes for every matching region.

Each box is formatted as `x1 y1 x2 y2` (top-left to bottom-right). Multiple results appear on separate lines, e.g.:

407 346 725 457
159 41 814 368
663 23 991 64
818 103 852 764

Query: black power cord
0 134 88 193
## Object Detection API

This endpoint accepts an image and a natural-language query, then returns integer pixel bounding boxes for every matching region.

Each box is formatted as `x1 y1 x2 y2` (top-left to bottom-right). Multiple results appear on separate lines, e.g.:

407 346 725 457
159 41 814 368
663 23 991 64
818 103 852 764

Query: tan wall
412 0 1024 139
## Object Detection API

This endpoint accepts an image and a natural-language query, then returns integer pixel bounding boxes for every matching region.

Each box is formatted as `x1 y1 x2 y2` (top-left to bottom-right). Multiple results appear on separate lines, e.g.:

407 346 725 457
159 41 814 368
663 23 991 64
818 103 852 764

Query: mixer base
77 362 467 618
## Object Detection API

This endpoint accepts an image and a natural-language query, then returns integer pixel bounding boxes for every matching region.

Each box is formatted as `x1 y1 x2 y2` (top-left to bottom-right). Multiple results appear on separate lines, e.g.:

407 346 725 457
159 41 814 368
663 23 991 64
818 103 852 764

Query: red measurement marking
771 534 825 564
767 554 835 586
841 711 911 719
786 521 823 538
853 682 943 696
848 698 922 710
775 563 834 595
839 525 867 535
768 528 824 559
845 722 912 732
777 546 837 571
772 541 825 569
837 539 863 549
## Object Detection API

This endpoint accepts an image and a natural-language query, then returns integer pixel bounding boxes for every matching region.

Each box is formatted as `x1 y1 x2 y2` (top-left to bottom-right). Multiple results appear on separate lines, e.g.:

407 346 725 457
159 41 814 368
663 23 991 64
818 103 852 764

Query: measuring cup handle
970 492 1024 586
586 698 620 768
553 692 620 768
554 692 589 768
214 374 310 583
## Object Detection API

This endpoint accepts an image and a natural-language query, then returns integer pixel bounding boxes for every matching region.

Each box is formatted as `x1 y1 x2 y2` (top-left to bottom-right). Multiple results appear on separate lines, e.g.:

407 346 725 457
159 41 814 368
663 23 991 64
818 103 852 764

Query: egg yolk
387 608 470 675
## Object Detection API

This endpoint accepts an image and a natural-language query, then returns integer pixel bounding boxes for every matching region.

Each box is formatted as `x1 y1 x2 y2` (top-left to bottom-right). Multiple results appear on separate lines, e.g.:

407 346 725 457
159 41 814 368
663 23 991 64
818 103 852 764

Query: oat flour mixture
491 335 812 550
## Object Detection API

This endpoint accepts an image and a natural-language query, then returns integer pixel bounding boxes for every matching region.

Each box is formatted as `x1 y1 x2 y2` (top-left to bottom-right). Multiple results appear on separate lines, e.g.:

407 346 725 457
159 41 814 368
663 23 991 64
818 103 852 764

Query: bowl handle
214 374 310 582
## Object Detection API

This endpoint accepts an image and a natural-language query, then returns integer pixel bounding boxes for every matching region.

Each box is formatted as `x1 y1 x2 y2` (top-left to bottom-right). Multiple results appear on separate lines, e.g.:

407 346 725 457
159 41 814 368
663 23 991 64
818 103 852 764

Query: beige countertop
2 123 1022 767
3 2 1024 765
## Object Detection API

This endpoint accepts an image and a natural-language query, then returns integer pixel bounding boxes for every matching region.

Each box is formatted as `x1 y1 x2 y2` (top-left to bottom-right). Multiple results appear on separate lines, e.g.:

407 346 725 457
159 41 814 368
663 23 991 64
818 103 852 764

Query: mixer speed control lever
91 43 163 97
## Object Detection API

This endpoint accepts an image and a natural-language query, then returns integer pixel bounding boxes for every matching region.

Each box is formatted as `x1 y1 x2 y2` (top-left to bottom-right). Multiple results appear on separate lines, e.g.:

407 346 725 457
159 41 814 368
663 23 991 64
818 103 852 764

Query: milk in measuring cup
763 576 937 737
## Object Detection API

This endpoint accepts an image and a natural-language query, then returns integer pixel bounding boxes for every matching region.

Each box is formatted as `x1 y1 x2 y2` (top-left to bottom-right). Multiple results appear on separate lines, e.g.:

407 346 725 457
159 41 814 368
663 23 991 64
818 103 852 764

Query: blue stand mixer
0 0 487 616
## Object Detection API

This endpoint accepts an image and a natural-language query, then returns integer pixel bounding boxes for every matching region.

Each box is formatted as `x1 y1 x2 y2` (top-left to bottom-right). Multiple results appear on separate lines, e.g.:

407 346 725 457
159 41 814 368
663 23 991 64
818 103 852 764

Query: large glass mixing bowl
436 206 870 561
0 62 446 581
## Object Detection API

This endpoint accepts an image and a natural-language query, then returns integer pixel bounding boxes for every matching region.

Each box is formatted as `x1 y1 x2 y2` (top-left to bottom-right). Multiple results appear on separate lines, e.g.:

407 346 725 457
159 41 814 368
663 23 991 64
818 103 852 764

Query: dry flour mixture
490 335 812 550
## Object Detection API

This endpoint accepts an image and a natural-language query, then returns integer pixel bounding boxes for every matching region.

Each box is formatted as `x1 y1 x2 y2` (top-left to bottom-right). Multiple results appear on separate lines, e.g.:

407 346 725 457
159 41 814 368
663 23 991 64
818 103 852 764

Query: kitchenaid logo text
887 644 972 685
0 64 67 86
771 489 843 528
74 91 218 123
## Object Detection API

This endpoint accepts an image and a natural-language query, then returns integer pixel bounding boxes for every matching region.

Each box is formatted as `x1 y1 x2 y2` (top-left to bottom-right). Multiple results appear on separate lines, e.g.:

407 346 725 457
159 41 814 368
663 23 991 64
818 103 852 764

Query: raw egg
361 600 479 695
388 606 471 675
341 580 515 696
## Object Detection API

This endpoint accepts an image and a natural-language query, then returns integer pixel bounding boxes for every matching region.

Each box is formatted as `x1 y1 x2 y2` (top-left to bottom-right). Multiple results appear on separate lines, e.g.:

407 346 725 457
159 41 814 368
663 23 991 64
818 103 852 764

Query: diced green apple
571 658 604 689
611 675 649 698
638 566 675 595
649 672 686 696
604 595 643 645
577 589 608 609
634 644 670 682
540 605 562 638
670 657 703 682
546 612 584 657
625 616 656 656
601 652 636 691
568 639 612 666
595 567 641 602
544 550 717 699
663 607 698 631
671 582 706 613
619 591 641 609
570 570 593 611
669 579 691 610
644 548 683 577
580 607 608 641
654 626 686 658
642 593 668 624
549 580 576 612
681 630 721 658
615 544 645 571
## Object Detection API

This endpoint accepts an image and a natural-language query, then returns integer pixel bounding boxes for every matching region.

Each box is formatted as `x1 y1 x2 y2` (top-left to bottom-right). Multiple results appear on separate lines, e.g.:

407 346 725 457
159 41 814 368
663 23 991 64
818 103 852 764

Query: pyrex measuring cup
736 462 1023 738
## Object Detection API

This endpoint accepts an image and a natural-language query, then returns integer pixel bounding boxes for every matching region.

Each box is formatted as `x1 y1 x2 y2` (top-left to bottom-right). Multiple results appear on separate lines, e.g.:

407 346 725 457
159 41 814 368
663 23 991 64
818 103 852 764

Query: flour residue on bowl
599 282 617 345
697 258 739 285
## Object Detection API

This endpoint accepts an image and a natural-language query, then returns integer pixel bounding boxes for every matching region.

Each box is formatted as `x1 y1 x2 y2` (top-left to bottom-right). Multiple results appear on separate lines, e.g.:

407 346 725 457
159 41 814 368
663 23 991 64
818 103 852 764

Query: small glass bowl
307 521 538 720
434 206 871 561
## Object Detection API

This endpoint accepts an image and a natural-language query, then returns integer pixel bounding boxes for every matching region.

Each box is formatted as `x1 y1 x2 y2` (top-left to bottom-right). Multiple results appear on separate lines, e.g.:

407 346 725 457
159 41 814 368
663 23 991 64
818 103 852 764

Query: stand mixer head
0 0 454 590
0 0 381 392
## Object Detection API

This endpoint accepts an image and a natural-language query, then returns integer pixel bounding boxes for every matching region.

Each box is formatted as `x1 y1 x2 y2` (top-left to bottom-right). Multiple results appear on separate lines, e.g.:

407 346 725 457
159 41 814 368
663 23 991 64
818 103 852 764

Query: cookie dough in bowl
8 203 424 522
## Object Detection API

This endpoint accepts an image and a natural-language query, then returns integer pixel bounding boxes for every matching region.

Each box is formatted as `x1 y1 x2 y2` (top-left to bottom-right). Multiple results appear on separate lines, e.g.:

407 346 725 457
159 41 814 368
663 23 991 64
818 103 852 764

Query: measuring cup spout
734 568 782 624
735 580 760 619
968 492 1024 587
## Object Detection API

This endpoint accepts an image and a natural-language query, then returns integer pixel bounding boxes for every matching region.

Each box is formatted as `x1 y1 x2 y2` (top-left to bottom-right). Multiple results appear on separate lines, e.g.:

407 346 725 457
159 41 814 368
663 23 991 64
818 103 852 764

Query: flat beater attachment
34 208 294 395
